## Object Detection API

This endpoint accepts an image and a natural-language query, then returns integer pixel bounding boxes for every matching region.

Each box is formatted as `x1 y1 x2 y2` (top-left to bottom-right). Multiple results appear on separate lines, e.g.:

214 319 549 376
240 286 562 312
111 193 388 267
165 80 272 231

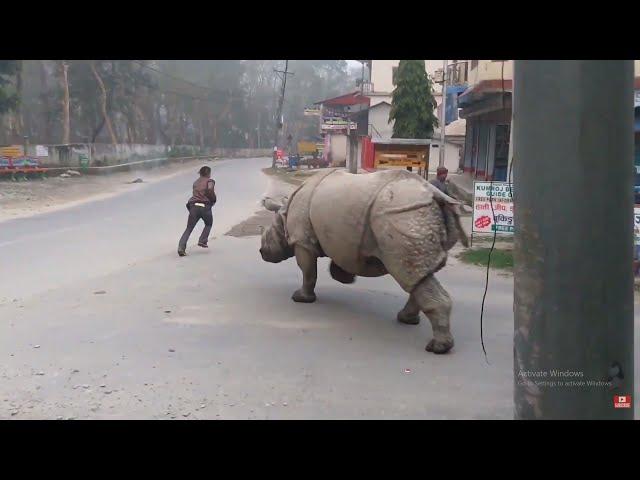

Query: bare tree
59 61 71 144
39 61 52 143
11 60 24 141
90 61 118 145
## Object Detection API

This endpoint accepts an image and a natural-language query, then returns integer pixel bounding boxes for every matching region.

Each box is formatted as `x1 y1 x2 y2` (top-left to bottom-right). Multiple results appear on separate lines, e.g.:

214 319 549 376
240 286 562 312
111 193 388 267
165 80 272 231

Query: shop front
461 108 511 181
458 79 512 181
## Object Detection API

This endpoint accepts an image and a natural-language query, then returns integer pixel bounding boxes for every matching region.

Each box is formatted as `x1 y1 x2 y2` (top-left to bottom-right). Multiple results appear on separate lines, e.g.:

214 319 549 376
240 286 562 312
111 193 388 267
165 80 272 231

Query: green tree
0 60 19 114
389 60 438 138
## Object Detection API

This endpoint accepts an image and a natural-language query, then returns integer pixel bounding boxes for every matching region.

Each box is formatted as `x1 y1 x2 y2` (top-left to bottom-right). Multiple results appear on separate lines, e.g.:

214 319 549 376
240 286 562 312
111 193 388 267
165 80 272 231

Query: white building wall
428 141 461 173
466 60 513 87
370 60 444 94
368 103 394 139
370 60 398 94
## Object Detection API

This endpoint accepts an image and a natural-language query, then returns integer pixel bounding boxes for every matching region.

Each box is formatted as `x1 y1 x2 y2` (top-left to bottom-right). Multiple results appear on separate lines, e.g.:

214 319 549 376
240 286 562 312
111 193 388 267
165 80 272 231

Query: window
392 66 398 86
470 60 478 69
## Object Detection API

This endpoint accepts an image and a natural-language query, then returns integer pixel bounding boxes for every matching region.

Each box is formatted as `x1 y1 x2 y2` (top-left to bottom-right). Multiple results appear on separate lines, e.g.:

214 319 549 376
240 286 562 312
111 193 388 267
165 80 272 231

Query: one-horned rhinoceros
259 168 469 354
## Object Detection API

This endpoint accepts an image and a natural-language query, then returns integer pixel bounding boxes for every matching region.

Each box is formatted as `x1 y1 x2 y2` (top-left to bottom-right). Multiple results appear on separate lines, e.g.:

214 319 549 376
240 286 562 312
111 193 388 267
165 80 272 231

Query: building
360 60 468 173
317 60 640 176
459 60 640 181
313 91 370 167
366 60 445 106
635 62 640 166
457 60 513 181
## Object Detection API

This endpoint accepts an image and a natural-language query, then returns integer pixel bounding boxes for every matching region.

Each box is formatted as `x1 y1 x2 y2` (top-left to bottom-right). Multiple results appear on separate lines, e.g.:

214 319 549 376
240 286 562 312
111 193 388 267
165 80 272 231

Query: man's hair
199 166 211 177
437 167 448 175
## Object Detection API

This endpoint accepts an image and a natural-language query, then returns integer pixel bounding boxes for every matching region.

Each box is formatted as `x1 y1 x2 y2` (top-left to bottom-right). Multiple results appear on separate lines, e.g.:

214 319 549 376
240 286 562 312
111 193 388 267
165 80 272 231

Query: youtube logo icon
613 395 631 409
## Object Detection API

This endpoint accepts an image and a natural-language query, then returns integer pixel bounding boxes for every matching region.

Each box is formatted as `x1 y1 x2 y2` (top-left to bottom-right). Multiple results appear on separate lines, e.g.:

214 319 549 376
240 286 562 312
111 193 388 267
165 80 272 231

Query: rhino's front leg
412 275 454 354
292 245 317 303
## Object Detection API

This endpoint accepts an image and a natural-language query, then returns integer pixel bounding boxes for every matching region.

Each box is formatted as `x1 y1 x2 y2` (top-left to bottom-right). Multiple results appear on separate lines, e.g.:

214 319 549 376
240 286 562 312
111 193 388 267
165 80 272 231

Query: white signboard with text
321 122 357 131
472 181 514 235
35 145 49 157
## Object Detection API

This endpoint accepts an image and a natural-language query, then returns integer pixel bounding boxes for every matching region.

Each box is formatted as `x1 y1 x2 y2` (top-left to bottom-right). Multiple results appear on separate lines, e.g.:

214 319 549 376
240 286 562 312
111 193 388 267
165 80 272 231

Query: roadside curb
42 155 216 176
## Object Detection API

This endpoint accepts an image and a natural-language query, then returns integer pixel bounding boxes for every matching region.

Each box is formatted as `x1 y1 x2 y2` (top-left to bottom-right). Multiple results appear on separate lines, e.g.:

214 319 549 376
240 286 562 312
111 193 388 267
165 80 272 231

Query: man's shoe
198 243 208 248
178 250 186 257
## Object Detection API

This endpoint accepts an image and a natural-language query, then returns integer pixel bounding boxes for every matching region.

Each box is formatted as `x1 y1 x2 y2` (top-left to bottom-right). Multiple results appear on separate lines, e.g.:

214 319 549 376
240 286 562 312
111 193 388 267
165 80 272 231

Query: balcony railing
446 62 468 86
356 79 374 94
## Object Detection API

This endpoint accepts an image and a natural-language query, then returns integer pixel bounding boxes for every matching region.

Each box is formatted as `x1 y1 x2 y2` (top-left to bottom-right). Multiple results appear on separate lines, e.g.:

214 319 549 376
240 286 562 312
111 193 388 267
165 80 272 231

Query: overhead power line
131 60 236 99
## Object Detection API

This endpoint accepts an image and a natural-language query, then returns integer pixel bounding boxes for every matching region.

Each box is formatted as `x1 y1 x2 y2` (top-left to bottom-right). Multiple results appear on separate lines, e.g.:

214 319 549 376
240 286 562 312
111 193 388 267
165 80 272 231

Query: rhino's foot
426 336 454 354
397 311 420 325
292 289 317 303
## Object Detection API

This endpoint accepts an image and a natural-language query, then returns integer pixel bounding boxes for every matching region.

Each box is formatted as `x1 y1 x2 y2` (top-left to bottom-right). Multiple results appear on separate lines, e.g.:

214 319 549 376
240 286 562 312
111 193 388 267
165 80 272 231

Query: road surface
0 157 634 419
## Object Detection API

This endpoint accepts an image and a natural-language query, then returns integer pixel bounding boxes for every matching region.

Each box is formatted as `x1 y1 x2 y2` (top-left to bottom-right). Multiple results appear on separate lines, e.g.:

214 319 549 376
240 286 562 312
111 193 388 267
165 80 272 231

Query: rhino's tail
442 203 469 249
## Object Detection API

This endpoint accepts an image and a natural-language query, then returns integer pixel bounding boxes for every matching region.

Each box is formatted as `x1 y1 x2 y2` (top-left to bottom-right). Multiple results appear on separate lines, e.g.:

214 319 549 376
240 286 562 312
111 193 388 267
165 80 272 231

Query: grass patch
458 248 514 270
471 234 514 245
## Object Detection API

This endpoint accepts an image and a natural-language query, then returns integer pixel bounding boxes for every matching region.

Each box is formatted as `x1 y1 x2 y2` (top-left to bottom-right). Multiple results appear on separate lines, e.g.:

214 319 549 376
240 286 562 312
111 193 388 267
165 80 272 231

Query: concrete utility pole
439 59 448 168
272 60 294 168
347 127 358 174
513 60 634 420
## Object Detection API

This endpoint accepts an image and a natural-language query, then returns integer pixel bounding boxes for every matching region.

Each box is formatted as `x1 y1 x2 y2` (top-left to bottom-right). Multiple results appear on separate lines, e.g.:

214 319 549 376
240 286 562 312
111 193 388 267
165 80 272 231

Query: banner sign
472 181 514 234
0 145 23 158
36 145 49 157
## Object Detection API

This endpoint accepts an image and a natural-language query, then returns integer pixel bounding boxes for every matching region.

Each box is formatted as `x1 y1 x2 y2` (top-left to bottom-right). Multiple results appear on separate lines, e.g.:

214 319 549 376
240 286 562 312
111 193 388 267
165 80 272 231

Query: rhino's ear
263 197 284 212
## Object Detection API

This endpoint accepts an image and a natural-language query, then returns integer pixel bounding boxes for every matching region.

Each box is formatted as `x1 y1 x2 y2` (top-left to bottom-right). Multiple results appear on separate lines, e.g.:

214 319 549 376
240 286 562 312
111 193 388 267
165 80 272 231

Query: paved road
0 157 630 419
0 158 266 301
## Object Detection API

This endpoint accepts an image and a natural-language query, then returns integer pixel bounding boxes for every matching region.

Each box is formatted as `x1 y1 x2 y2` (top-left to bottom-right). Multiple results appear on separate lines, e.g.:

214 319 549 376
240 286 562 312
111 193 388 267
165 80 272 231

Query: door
494 124 510 182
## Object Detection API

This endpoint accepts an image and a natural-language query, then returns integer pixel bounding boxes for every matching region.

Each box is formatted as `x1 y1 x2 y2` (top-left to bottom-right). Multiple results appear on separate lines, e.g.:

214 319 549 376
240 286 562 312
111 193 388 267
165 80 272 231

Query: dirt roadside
0 158 220 223
226 168 303 238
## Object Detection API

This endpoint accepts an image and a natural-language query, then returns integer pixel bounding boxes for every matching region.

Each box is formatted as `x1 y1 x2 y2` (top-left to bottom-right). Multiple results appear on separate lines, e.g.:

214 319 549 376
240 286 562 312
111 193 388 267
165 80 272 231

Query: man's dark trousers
178 204 213 252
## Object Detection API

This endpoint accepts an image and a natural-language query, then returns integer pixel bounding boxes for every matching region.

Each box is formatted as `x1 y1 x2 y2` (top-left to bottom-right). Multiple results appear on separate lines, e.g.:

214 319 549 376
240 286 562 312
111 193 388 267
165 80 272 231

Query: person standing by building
430 166 449 195
178 166 217 257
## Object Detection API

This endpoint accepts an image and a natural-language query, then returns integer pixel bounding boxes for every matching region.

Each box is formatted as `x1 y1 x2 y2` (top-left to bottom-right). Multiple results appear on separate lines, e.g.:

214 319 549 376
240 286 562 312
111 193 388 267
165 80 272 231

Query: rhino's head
259 197 294 263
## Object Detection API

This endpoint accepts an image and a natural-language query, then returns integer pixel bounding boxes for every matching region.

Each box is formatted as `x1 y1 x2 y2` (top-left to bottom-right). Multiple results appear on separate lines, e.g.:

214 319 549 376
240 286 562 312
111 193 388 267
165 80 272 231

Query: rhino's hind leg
397 295 421 325
329 261 356 284
292 246 318 303
412 275 454 354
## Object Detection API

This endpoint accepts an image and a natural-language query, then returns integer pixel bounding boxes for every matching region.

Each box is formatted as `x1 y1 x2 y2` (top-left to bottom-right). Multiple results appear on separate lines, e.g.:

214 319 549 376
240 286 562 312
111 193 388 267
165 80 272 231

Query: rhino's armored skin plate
260 169 468 354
